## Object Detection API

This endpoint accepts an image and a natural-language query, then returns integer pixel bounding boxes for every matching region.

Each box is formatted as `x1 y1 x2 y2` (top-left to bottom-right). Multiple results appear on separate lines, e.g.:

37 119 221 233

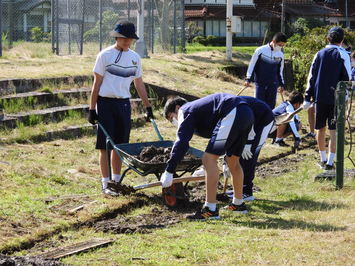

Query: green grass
1 116 354 262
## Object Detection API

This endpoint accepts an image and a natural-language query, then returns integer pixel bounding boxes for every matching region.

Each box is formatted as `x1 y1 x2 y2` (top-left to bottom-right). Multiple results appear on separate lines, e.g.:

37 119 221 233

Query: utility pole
135 0 148 58
226 0 232 61
281 0 285 33
345 0 349 28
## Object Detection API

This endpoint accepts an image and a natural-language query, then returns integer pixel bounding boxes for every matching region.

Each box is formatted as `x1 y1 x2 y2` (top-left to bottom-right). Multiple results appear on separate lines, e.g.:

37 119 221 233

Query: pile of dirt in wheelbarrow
136 146 198 163
0 255 62 265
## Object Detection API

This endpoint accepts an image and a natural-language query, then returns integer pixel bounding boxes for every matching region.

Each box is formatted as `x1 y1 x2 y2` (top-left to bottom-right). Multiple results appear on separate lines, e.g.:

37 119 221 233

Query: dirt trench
0 255 62 266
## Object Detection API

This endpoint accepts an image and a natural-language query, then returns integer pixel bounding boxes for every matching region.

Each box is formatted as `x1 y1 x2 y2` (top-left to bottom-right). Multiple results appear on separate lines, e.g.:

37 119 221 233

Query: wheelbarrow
98 120 205 207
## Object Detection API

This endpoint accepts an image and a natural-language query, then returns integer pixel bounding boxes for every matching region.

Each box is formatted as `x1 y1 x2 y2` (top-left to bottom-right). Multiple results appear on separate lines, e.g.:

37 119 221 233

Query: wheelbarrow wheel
162 183 186 207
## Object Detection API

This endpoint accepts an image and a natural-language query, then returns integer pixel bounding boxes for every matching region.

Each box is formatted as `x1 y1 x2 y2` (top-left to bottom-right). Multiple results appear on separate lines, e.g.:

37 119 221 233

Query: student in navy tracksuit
245 32 287 109
303 27 351 170
238 96 274 200
161 93 274 220
270 91 304 148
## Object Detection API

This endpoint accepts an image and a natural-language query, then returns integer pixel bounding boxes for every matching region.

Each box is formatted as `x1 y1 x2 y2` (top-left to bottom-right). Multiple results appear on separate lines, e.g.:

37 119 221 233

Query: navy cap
328 26 344 41
110 21 139 40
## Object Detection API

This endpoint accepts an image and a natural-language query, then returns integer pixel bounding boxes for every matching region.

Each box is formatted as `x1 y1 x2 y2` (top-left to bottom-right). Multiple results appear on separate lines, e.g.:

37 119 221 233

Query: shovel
275 106 303 126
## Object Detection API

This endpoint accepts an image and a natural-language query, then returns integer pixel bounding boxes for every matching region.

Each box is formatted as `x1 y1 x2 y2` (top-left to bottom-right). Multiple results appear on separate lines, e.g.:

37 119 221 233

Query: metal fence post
8 0 13 48
51 0 55 53
99 0 102 51
173 0 177 54
335 81 347 189
55 0 59 55
80 0 85 55
127 0 131 22
181 0 186 53
0 0 2 57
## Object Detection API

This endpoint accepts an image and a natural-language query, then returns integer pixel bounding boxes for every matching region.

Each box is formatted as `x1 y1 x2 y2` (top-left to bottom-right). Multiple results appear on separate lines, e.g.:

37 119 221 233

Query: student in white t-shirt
88 21 154 196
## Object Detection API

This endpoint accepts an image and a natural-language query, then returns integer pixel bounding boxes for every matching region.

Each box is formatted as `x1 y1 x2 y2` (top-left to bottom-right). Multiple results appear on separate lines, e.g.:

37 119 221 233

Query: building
185 0 353 42
1 0 51 41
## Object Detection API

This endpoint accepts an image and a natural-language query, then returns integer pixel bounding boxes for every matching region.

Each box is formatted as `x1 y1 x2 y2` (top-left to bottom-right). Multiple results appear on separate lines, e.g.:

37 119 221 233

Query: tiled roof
185 5 278 19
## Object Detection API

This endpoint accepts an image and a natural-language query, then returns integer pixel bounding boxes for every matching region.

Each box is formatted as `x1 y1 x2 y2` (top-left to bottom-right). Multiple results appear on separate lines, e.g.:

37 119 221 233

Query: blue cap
110 21 139 40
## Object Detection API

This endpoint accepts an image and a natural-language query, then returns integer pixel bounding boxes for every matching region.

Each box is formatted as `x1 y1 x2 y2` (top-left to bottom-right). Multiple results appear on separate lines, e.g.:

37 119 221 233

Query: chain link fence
0 0 186 57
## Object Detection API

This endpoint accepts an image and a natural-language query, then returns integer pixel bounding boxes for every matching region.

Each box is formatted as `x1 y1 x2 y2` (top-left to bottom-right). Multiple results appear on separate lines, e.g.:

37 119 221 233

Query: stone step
0 117 148 144
0 75 92 96
0 87 156 113
0 96 158 130
0 104 90 129
0 87 91 106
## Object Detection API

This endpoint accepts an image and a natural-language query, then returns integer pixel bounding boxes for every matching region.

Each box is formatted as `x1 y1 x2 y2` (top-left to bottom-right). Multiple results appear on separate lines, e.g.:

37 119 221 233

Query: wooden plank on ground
39 238 114 259
67 200 98 214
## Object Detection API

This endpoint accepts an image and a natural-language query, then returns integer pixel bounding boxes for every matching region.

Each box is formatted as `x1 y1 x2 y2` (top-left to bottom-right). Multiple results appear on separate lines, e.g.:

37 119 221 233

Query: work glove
88 109 98 125
294 137 301 150
241 144 253 160
302 101 312 111
145 107 154 122
161 171 173 188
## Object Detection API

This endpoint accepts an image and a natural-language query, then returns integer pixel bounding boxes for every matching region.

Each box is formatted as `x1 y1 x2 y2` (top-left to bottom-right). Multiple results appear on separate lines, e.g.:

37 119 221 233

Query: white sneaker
102 188 119 197
192 167 205 177
243 194 255 201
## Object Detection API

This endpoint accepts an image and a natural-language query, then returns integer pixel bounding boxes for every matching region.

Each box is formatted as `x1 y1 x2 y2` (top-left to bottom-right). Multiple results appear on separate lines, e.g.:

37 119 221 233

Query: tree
84 10 120 43
186 22 202 43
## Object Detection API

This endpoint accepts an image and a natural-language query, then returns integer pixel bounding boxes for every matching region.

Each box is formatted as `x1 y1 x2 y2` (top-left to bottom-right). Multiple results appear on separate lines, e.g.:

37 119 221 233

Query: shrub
186 22 202 43
289 17 326 36
192 35 207 46
30 27 50 42
288 26 355 92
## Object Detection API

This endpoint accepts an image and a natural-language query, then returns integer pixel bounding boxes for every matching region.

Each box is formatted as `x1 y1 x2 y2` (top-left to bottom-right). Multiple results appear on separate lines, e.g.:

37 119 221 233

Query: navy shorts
96 96 131 150
315 103 336 130
205 104 254 157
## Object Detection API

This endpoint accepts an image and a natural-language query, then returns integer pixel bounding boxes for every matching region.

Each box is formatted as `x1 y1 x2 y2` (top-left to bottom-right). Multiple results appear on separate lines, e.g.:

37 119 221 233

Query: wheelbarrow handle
150 118 164 141
133 175 205 191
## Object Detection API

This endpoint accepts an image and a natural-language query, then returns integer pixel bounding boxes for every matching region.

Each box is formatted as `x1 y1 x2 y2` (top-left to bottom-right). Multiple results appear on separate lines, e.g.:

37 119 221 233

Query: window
252 21 260 37
260 21 268 38
220 20 226 37
243 21 252 37
206 20 213 36
213 20 220 36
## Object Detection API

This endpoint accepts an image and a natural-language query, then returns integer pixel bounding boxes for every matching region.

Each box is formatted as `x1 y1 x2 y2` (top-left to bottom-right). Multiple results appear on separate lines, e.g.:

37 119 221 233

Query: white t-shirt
93 46 142 98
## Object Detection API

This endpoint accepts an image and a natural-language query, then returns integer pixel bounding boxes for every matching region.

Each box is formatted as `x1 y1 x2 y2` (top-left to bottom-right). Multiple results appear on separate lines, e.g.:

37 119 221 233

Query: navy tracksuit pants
255 82 278 109
240 118 274 196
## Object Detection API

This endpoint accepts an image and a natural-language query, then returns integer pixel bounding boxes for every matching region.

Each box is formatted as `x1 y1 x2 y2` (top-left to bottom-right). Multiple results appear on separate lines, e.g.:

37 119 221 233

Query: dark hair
163 96 188 119
272 32 287 43
288 91 304 105
327 28 344 44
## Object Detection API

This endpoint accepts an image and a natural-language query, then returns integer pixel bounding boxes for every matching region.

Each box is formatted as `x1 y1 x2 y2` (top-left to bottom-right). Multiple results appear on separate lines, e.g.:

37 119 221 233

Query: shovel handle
150 118 164 141
236 86 248 96
280 90 285 102
133 176 205 191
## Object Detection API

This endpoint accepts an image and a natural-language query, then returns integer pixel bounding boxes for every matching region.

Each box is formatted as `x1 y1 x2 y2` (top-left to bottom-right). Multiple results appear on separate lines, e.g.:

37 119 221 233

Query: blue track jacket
305 45 351 105
246 43 285 86
165 94 272 173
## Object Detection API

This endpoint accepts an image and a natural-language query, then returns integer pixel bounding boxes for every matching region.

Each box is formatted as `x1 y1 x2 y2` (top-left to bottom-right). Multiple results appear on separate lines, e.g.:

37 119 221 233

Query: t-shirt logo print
132 60 137 65
106 63 138 78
